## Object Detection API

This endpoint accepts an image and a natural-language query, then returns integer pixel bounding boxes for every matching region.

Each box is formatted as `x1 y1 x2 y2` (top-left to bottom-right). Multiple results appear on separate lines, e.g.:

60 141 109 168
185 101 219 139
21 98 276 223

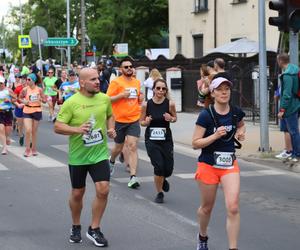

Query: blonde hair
149 68 162 80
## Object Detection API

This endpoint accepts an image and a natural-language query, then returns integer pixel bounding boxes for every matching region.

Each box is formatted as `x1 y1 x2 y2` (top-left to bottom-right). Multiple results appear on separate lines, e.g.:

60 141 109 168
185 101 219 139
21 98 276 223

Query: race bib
149 127 166 140
126 87 138 99
213 151 235 169
29 94 39 102
82 128 104 147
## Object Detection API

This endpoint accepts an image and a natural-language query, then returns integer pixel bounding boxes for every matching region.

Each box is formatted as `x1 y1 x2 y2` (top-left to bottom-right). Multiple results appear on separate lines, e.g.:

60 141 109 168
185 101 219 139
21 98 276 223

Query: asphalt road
0 118 299 250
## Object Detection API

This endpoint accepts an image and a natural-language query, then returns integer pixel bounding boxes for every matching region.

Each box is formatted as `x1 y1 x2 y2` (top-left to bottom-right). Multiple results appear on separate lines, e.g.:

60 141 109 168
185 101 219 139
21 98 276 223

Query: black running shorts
69 160 110 189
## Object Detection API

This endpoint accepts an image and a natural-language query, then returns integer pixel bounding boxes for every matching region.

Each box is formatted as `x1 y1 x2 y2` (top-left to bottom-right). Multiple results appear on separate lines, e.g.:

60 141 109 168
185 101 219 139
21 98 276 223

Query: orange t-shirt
107 75 141 123
22 86 43 114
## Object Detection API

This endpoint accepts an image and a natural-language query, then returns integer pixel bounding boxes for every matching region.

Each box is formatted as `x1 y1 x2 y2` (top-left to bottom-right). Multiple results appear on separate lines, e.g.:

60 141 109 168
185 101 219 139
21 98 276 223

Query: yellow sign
18 35 32 48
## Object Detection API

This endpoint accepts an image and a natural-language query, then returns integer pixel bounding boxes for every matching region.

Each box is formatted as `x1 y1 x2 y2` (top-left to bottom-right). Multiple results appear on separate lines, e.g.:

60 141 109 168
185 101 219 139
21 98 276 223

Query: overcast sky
0 0 28 21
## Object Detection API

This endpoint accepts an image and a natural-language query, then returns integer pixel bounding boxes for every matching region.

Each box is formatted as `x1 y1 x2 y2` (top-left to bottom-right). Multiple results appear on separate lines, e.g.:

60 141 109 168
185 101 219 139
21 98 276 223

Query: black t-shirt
195 106 245 165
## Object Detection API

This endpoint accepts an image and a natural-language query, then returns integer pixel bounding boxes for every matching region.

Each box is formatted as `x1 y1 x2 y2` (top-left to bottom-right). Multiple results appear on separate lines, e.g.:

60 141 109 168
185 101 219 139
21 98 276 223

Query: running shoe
19 135 24 146
154 192 164 203
197 234 209 250
109 158 115 176
118 152 124 163
287 156 299 163
162 179 170 192
1 148 8 155
32 150 38 156
69 225 82 243
24 149 31 157
127 176 140 189
86 226 108 247
275 150 292 159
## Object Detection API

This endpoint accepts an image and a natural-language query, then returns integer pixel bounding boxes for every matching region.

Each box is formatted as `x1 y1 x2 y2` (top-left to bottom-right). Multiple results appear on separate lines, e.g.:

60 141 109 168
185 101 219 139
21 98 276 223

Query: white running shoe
275 150 292 159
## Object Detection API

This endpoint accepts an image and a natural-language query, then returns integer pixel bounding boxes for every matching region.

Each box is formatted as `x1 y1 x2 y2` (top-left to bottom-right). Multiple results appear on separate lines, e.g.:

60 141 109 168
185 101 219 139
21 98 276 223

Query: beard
123 71 133 77
87 88 100 95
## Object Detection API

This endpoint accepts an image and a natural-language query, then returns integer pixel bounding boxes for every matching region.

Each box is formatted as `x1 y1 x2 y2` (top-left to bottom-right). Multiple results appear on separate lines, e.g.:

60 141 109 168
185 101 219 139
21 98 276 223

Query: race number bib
149 127 166 140
82 128 104 147
29 94 39 102
126 88 138 99
213 151 235 169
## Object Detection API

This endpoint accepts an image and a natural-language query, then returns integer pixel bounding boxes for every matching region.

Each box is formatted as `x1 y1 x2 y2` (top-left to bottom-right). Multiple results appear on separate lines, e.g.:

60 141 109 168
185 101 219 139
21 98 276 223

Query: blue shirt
196 106 245 165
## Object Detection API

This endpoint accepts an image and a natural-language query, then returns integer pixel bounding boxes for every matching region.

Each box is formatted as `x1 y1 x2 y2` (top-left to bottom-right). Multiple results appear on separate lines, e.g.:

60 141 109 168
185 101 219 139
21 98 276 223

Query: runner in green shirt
43 69 58 121
54 68 116 247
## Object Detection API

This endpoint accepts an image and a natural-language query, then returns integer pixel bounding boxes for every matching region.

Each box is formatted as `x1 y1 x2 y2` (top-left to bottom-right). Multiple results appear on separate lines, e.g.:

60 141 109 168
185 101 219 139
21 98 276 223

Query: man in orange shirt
106 58 143 188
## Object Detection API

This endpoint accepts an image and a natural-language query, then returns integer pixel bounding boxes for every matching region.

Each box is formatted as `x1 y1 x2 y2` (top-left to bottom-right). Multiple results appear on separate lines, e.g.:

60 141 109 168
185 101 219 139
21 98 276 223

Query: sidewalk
172 112 300 173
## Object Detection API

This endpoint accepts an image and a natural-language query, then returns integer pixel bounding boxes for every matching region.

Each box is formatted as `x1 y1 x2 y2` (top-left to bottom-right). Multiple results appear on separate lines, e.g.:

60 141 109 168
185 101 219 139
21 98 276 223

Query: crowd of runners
4 54 299 250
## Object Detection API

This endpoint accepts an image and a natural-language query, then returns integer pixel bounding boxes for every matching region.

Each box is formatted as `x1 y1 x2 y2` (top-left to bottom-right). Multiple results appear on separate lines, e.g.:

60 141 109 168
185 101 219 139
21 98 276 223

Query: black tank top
145 98 172 141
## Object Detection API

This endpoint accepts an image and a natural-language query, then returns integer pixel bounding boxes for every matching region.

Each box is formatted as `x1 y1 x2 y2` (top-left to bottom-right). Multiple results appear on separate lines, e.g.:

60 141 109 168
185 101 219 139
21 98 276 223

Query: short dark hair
119 57 133 67
277 53 290 64
207 60 214 68
214 58 225 69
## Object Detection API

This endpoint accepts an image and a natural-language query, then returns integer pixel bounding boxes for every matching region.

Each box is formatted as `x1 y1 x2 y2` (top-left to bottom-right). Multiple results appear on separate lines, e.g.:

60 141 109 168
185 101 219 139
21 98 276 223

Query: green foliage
5 0 168 62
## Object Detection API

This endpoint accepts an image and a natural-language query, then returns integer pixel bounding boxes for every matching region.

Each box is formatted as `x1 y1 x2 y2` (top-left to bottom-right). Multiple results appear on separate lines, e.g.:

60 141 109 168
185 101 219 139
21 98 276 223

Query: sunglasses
48 72 54 74
123 65 133 69
155 86 167 91
26 78 32 81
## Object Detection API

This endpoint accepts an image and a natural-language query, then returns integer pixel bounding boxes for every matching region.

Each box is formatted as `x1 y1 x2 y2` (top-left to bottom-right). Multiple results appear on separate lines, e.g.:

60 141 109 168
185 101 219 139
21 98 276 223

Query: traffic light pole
289 31 299 65
258 0 270 152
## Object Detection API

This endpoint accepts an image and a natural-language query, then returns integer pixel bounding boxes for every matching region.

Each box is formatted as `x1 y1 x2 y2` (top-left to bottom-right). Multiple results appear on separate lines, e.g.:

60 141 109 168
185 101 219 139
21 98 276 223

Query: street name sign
18 35 32 48
43 37 79 47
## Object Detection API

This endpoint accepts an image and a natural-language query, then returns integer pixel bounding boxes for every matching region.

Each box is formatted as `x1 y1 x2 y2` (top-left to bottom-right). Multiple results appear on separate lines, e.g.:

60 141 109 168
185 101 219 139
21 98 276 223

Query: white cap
0 76 5 83
209 77 233 92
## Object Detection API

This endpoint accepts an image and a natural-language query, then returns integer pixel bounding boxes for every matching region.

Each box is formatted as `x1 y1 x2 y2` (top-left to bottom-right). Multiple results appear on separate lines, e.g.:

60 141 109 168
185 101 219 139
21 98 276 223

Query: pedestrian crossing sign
18 35 32 48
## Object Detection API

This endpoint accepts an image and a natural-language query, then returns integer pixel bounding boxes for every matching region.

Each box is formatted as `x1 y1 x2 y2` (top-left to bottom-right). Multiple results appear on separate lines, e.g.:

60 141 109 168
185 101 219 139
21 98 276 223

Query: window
176 36 182 54
231 0 247 5
194 0 208 13
193 34 203 58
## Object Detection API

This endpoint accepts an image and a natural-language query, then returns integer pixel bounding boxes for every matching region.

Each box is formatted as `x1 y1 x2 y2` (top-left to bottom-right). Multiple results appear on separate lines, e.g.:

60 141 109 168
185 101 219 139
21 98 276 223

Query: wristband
279 108 285 113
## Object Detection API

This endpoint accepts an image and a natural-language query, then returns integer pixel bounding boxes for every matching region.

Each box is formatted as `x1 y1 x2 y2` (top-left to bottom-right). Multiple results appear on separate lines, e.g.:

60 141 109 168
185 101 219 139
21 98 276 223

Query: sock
110 159 115 164
130 175 136 179
199 234 208 241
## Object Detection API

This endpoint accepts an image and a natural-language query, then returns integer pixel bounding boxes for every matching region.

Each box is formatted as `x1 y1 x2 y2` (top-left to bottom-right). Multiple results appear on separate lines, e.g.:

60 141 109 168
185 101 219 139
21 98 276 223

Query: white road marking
0 163 9 171
174 173 195 179
113 176 154 183
8 145 66 168
240 169 284 177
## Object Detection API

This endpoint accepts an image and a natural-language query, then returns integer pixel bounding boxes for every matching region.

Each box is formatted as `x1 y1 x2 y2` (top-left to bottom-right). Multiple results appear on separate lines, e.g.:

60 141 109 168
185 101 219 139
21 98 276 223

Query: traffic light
269 0 288 32
288 0 300 32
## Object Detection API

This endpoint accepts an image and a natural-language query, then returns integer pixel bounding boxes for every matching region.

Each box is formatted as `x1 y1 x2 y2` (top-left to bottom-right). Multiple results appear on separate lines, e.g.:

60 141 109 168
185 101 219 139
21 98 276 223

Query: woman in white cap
0 76 16 155
192 77 246 250
20 73 46 157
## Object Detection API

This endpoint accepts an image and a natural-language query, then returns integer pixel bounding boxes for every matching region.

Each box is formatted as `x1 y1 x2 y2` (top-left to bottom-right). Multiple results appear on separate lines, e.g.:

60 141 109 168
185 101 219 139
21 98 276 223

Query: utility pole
19 0 24 63
289 31 299 65
258 0 269 152
1 17 5 64
67 0 71 70
81 0 86 65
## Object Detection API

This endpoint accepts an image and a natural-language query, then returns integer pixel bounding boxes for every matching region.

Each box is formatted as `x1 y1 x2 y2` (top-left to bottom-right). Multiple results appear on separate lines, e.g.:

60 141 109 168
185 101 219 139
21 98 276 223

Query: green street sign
43 37 78 47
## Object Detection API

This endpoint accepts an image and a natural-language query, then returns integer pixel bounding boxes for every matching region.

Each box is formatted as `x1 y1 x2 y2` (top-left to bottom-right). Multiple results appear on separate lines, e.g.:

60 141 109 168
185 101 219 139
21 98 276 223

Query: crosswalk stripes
0 142 288 181
0 163 9 171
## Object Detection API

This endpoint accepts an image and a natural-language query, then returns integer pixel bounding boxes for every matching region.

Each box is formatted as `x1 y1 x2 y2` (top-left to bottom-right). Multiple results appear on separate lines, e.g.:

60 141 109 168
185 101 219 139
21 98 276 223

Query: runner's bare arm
163 101 177 123
109 89 130 103
54 121 90 135
192 125 226 149
106 115 116 139
235 119 246 141
140 102 152 126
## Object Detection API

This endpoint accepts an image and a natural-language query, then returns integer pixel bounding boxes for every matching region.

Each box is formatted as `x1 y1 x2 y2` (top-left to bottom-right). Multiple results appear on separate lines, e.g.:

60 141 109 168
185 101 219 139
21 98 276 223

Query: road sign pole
289 31 299 65
67 0 71 70
258 0 270 152
19 0 24 64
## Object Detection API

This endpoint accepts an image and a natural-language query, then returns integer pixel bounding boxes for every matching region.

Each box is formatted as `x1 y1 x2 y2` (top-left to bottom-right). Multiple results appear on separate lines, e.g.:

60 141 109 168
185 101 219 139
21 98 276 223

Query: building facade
169 0 280 58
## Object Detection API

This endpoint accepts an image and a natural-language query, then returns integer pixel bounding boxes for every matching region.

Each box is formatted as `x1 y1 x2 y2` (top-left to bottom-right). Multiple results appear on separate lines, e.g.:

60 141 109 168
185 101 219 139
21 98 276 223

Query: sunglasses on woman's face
48 71 54 74
26 78 32 81
155 86 167 91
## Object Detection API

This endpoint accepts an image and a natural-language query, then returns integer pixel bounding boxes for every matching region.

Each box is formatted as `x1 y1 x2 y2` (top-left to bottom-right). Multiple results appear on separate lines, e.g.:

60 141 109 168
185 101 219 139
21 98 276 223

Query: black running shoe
86 226 108 247
69 225 82 243
162 179 170 192
154 192 164 203
118 152 124 163
197 234 208 250
19 136 24 146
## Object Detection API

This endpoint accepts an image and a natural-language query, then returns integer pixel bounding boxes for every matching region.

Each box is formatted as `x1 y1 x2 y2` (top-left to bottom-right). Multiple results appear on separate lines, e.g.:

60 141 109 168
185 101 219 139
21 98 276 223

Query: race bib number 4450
213 151 235 169
82 129 104 147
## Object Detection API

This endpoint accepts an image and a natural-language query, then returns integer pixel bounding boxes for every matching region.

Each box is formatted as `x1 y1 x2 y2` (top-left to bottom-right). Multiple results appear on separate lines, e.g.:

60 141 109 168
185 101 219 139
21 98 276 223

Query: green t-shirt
44 76 58 96
57 92 113 165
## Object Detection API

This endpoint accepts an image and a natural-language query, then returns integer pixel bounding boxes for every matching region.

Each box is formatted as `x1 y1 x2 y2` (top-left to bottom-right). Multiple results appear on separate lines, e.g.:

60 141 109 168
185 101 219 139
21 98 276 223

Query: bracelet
279 108 285 113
